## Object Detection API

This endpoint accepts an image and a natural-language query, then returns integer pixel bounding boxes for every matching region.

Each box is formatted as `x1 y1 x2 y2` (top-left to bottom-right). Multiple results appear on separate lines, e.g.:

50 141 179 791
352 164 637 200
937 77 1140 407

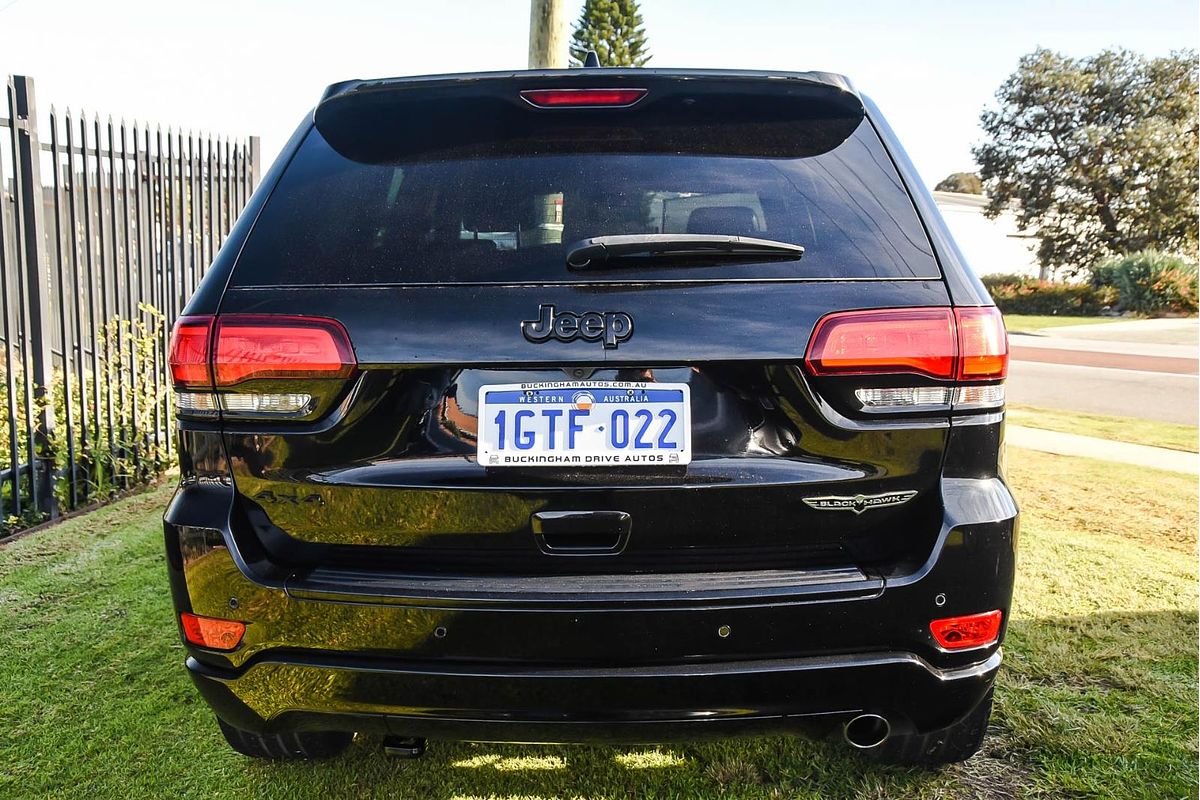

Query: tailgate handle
531 511 631 556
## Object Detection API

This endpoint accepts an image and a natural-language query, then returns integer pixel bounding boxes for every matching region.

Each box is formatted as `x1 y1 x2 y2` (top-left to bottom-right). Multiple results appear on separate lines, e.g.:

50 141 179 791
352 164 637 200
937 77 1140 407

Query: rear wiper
565 234 805 270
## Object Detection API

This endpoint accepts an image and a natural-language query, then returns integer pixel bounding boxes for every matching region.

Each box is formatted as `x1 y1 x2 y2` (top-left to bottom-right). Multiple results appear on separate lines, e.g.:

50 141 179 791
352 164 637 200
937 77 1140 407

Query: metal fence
0 75 259 530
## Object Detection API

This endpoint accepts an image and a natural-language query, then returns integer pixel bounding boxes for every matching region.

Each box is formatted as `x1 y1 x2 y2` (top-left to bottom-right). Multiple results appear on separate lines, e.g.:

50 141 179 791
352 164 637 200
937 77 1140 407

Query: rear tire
216 717 353 760
866 688 994 767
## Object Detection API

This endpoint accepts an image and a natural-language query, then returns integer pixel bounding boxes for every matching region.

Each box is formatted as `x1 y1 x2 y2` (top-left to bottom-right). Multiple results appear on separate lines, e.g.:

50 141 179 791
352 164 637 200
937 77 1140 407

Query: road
1005 321 1198 425
1007 360 1198 424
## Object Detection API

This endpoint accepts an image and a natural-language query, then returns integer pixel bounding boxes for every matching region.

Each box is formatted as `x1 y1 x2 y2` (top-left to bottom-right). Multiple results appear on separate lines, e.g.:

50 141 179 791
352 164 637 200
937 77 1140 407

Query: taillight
806 308 957 379
213 316 355 385
168 316 214 389
955 307 1008 380
930 609 1003 650
520 88 648 108
804 306 1008 412
181 612 246 651
168 314 356 419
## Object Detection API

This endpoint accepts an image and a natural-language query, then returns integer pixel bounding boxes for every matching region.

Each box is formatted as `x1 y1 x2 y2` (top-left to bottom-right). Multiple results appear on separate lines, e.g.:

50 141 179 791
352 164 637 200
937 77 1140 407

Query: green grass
1 449 1196 799
1002 314 1122 333
1008 403 1200 453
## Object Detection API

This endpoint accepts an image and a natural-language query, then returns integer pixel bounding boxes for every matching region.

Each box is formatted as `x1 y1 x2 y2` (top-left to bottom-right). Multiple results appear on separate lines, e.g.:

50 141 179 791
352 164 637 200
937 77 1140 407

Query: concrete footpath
1008 425 1199 475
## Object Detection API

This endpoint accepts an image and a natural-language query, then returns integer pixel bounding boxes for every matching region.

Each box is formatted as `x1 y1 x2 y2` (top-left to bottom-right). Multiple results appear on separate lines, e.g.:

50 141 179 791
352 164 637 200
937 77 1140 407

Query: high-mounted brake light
520 88 648 108
930 610 1003 650
180 612 246 651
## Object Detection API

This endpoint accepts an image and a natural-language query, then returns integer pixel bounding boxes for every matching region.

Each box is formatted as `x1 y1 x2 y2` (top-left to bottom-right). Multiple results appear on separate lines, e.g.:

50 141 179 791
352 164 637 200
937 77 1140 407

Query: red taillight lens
806 308 957 379
212 315 355 386
520 88 648 108
955 307 1008 380
169 316 214 388
180 612 246 651
930 609 1003 650
805 306 1009 383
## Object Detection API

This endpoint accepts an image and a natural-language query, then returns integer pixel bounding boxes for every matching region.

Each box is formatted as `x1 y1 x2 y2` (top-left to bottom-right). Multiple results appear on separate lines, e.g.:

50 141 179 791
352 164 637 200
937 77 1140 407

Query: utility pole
528 0 568 69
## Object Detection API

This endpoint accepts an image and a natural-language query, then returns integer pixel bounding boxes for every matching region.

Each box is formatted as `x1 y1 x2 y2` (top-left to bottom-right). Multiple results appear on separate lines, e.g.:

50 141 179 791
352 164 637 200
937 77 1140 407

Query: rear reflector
805 306 1008 382
180 612 246 651
520 88 648 108
930 609 1003 650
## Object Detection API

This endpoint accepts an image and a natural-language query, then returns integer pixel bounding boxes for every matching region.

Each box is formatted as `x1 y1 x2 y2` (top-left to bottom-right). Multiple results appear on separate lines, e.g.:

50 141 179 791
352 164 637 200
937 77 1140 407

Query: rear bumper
187 648 1001 743
165 471 1018 742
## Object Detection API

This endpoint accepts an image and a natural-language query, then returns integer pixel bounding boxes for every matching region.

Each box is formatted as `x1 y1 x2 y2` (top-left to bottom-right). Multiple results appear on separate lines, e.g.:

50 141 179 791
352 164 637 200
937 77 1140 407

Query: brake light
930 610 1003 650
180 612 246 651
955 307 1008 380
806 308 957 379
213 316 355 386
805 306 1008 412
520 88 647 108
168 314 356 418
168 316 214 388
806 307 1008 381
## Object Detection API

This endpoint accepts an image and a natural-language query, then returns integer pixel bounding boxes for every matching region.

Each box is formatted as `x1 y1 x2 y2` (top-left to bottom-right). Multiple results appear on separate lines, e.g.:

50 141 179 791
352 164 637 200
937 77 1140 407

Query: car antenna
583 50 601 68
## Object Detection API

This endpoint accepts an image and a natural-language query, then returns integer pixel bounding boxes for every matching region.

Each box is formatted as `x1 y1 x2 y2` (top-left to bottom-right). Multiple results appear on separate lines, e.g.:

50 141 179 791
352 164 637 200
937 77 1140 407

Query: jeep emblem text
522 304 634 349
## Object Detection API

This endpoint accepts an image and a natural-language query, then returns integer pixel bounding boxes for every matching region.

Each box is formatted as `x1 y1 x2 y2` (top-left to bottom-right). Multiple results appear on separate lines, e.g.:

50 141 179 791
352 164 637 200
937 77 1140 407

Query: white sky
2 0 1195 187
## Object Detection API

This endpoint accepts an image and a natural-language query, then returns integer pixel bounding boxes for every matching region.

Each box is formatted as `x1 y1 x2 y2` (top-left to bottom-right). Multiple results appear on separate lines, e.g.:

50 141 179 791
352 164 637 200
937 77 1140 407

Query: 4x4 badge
522 304 634 349
803 490 918 515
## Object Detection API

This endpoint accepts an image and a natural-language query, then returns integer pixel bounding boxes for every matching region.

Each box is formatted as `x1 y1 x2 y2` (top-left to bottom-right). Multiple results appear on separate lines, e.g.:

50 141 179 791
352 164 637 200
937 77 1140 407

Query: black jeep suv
165 67 1016 766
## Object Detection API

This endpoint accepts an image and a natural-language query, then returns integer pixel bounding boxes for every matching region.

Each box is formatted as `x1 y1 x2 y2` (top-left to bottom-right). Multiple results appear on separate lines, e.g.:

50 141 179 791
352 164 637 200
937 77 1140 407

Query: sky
1 0 1196 188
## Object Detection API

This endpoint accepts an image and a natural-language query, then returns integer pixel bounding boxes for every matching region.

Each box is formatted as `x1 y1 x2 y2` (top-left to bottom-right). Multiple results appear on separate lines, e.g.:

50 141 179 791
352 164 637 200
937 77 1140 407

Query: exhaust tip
382 736 426 758
843 713 891 750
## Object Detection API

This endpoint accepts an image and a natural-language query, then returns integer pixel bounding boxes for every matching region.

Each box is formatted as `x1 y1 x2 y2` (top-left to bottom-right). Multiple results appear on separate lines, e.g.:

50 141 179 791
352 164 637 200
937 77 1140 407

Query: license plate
477 381 692 468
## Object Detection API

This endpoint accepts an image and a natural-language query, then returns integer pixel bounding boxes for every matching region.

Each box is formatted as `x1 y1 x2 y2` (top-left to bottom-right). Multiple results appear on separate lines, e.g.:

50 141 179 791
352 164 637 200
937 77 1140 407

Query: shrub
1092 250 1199 316
981 274 1118 315
1 307 170 534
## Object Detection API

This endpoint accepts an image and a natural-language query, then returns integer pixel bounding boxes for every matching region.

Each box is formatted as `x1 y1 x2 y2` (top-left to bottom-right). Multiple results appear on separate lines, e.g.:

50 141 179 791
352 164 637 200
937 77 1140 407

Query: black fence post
10 75 57 519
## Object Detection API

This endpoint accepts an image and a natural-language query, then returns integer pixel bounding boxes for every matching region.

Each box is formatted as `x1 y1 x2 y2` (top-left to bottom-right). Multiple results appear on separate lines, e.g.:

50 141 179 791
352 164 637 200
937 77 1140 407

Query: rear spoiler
313 68 867 162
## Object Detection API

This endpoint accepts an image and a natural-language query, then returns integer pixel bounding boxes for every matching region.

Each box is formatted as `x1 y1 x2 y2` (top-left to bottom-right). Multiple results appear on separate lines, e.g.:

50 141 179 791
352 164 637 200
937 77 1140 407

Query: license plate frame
477 381 692 468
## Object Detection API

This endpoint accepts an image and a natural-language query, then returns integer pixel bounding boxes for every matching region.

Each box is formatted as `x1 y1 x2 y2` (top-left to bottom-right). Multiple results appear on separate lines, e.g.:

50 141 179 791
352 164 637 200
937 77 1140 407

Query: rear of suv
164 67 1016 766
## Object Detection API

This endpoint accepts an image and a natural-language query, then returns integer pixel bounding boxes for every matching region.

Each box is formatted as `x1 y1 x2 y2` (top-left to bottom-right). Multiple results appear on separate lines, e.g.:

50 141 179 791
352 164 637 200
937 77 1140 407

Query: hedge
981 274 1118 316
982 250 1199 317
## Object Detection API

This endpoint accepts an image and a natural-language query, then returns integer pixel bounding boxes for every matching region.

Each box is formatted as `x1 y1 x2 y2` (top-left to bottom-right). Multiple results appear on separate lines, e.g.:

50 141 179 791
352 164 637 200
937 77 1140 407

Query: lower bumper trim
187 649 1001 742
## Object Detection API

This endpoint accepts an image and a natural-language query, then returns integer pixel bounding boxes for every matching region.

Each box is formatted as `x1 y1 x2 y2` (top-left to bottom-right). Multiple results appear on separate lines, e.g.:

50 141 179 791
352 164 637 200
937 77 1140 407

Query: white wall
933 191 1042 279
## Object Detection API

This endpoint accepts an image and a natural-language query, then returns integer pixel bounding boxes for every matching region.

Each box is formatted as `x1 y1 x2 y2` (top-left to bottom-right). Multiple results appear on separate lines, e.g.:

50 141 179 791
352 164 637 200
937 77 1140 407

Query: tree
569 0 650 67
934 172 984 194
973 48 1199 277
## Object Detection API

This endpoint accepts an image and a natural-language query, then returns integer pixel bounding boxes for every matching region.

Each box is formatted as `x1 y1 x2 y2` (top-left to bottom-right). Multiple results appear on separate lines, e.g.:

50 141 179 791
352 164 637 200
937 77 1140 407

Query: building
933 191 1043 279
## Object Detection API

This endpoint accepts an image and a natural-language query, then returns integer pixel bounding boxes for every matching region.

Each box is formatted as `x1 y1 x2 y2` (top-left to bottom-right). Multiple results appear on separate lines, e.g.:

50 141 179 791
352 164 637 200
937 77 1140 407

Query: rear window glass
232 119 939 285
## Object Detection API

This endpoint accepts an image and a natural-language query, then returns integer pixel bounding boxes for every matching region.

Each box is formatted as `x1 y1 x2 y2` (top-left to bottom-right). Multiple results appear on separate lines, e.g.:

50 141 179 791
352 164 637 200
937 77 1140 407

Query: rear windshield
232 118 939 285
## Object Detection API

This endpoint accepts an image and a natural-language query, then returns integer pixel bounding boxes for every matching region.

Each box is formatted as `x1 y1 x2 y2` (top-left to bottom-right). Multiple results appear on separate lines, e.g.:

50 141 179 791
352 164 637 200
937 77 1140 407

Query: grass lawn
1008 403 1200 453
1 449 1196 799
1002 314 1122 333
